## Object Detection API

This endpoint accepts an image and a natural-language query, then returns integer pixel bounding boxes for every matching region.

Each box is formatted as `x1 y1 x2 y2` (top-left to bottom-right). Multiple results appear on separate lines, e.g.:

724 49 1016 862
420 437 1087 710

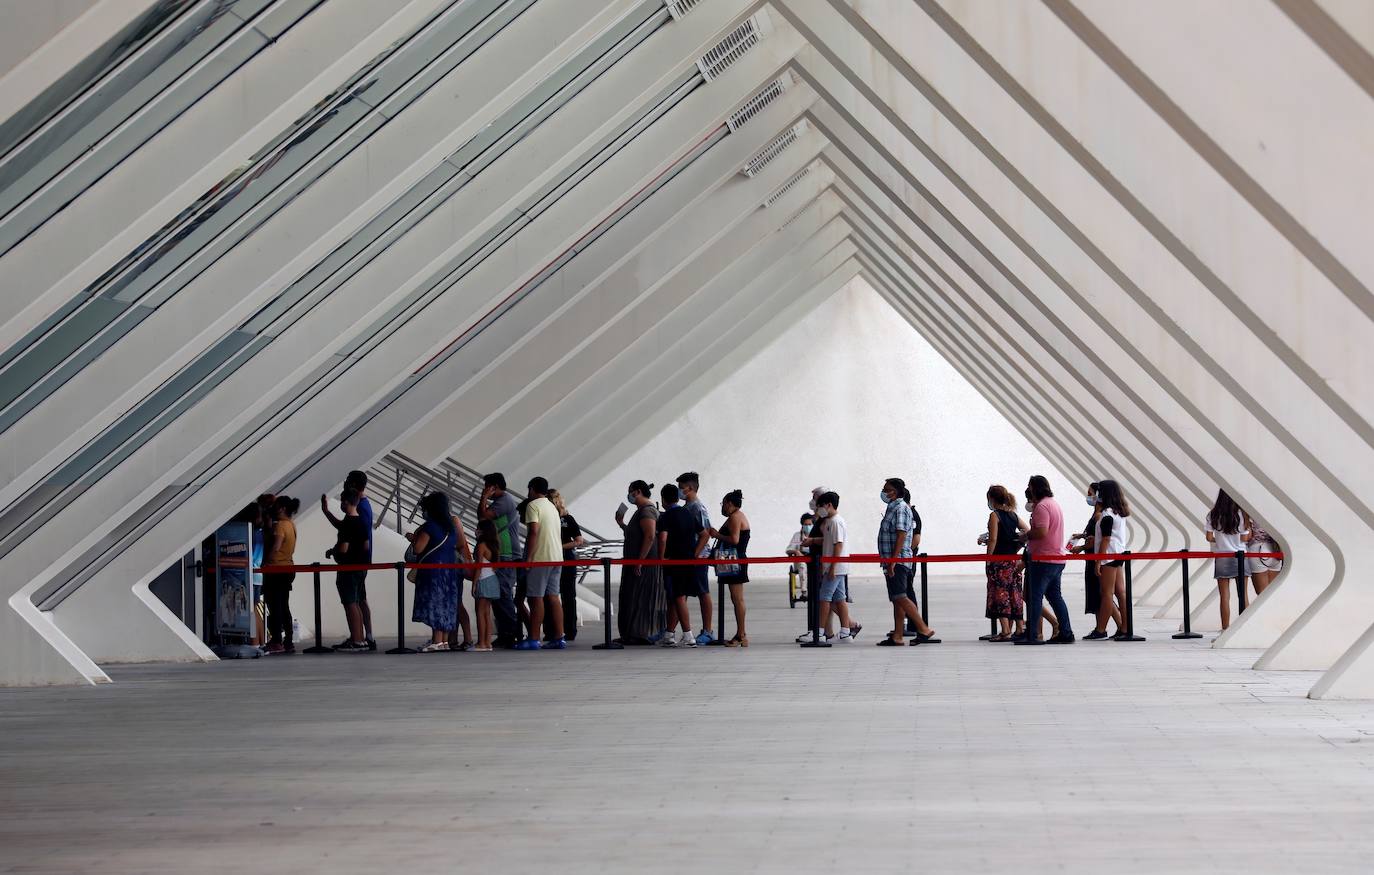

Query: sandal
989 633 1013 642
725 635 748 648
876 637 903 646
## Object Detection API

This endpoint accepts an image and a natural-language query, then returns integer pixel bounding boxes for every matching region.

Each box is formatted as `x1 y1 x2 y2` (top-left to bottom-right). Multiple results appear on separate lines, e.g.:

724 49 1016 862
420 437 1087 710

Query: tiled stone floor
3 575 1374 873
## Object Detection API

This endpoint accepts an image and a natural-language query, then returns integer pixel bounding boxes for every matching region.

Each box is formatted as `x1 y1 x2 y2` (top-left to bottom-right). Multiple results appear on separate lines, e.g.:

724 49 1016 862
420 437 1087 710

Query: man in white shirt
809 492 857 642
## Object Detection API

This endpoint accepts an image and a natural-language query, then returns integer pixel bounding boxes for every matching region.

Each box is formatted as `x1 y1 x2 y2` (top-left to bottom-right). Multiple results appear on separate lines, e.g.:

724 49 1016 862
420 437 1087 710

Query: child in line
472 519 502 651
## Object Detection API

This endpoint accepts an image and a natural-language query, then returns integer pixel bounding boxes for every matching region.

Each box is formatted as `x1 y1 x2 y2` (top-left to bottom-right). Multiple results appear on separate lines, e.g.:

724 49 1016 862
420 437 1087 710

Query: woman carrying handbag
406 492 458 652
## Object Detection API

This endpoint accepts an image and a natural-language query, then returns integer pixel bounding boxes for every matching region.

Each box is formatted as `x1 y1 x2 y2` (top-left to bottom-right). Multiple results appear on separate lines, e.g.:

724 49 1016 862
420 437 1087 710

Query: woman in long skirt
617 480 665 644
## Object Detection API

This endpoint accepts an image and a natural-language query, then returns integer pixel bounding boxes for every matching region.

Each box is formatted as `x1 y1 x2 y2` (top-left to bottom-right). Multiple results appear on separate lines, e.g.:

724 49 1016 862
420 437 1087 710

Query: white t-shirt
1096 508 1130 556
1205 511 1248 554
823 514 849 578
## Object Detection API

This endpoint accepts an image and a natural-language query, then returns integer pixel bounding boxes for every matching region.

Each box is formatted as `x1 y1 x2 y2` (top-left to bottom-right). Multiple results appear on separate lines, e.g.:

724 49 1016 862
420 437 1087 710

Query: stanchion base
592 642 625 650
977 634 996 641
1171 632 1203 640
302 645 333 654
798 640 832 648
911 637 942 645
386 646 418 654
704 640 729 647
1116 635 1147 642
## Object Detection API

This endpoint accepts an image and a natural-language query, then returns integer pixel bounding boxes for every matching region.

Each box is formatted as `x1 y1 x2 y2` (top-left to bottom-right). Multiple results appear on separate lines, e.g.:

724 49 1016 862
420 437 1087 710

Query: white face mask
988 501 995 511
817 507 830 519
808 498 817 512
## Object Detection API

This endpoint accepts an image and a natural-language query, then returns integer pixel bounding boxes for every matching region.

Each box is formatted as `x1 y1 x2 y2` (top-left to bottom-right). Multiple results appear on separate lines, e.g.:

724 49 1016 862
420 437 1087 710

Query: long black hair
420 491 456 535
1207 489 1243 534
1095 479 1130 516
475 518 500 557
272 495 300 518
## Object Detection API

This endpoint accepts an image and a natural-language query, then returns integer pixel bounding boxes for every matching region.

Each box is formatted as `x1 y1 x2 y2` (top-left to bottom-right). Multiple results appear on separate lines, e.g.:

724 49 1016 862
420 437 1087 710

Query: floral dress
411 519 457 631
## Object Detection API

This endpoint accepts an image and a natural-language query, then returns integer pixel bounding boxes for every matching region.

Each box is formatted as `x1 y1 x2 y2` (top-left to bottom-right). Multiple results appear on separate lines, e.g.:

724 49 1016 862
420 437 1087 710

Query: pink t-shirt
1028 497 1066 563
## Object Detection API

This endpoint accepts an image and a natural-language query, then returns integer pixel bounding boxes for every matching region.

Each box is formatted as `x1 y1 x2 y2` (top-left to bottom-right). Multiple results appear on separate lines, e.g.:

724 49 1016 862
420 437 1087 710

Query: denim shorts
524 565 560 598
885 565 913 602
475 573 501 600
1213 556 1241 579
819 574 848 603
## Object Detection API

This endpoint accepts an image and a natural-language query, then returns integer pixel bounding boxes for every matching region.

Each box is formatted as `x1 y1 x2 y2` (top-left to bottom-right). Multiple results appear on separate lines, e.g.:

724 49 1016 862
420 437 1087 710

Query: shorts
885 564 913 602
336 570 367 605
819 574 848 603
667 567 700 599
475 573 501 600
1247 543 1282 574
692 565 710 595
524 565 560 598
1213 556 1241 579
1103 559 1124 568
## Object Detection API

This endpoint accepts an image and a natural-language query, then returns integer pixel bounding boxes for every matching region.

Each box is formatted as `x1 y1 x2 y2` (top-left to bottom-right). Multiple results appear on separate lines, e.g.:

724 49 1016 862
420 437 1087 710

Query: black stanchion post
919 554 929 625
593 557 622 650
1118 551 1146 642
800 553 830 647
387 561 416 654
303 563 332 654
1173 556 1202 639
1235 550 1249 614
916 554 941 645
706 575 727 646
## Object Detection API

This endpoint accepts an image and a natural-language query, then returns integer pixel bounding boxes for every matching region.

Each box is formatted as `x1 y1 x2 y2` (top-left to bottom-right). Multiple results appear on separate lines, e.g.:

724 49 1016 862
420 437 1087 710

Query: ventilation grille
742 120 808 178
764 164 813 207
780 206 808 229
727 71 792 132
697 11 771 81
664 0 703 20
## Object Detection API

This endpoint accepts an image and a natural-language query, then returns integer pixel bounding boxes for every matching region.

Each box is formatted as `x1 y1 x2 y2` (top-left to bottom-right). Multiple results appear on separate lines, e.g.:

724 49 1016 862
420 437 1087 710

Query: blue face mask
880 491 893 504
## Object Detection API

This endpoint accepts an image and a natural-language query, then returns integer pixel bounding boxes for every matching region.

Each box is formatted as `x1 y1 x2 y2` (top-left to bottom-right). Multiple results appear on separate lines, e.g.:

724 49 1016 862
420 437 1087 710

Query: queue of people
244 468 1283 653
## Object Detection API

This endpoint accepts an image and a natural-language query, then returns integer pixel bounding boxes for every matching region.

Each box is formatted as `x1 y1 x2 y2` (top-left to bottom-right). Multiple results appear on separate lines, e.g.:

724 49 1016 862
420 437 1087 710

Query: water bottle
292 619 301 642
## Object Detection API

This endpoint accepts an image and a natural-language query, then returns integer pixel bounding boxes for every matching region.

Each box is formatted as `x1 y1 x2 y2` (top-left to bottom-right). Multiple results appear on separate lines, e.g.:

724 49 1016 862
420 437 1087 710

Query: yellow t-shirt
268 519 296 566
523 497 562 563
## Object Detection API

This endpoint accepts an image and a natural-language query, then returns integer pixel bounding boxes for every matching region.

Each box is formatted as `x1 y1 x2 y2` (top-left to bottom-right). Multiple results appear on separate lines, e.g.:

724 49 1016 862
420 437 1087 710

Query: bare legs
1217 578 1233 630
475 598 493 649
698 590 713 637
1093 565 1126 635
727 582 747 642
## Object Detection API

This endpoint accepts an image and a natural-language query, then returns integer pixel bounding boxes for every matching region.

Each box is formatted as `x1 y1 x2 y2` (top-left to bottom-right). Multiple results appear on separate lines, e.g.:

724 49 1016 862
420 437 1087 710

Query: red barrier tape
257 550 1283 575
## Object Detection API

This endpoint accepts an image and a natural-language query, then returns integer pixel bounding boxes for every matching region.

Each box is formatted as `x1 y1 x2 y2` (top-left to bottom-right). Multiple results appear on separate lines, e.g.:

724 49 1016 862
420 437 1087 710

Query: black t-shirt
334 515 370 564
560 514 582 560
657 504 703 560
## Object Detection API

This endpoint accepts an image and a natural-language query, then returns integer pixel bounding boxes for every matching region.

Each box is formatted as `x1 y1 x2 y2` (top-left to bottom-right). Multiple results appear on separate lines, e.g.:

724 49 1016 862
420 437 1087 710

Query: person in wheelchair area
786 512 815 594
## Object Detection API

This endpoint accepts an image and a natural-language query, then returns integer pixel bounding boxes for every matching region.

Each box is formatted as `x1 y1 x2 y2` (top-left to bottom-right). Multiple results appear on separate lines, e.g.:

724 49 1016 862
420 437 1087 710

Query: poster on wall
215 522 253 639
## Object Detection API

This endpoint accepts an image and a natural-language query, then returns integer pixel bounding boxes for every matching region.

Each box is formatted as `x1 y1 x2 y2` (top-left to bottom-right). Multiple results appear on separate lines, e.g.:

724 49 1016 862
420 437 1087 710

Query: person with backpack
981 485 1026 642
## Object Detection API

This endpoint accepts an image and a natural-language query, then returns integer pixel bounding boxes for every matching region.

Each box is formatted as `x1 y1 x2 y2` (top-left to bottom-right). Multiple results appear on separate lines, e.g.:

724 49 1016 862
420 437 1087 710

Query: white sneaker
679 630 697 647
837 629 853 642
659 632 678 647
796 631 817 643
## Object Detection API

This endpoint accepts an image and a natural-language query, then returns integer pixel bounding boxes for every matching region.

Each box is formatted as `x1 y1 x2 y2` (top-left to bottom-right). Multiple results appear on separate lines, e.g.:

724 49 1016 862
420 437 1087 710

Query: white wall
570 277 1073 574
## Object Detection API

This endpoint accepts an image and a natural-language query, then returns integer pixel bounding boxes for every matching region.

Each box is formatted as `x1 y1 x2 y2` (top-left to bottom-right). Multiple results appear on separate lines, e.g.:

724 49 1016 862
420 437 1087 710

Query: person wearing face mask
797 487 853 642
1069 483 1103 620
876 478 937 645
806 491 858 643
1016 475 1075 645
786 512 814 598
1015 490 1062 642
616 480 665 645
980 485 1027 642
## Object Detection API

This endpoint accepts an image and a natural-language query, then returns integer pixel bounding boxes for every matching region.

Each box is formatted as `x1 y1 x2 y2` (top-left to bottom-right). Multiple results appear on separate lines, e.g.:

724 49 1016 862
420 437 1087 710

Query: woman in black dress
708 490 751 647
